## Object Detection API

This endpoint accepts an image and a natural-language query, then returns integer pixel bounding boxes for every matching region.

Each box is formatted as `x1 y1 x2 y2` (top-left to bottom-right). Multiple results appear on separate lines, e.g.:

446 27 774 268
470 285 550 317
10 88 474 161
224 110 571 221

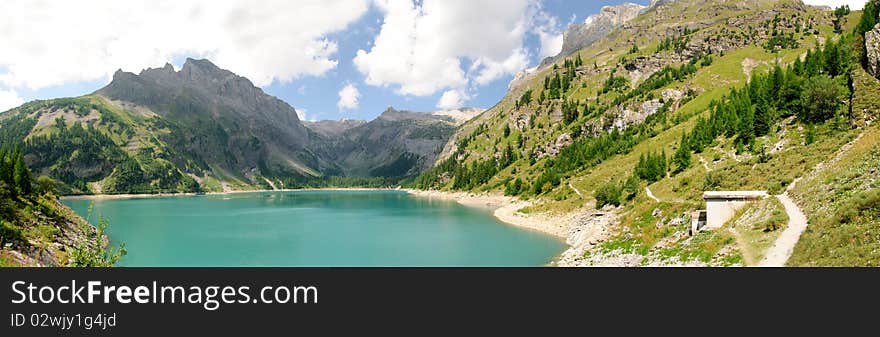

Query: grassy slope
787 69 880 266
1 95 246 194
432 1 874 265
0 193 96 267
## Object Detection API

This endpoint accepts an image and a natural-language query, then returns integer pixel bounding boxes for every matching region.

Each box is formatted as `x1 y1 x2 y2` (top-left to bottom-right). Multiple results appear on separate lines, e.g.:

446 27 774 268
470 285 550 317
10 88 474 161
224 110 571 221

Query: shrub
799 76 842 123
834 190 880 225
70 216 126 267
0 220 22 244
36 176 57 196
595 181 623 208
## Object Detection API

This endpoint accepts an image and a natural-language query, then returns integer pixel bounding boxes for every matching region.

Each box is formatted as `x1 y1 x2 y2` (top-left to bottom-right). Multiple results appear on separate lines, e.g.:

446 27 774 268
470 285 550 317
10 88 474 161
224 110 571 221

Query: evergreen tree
0 148 9 185
856 0 879 42
12 150 32 196
623 173 639 200
673 134 691 173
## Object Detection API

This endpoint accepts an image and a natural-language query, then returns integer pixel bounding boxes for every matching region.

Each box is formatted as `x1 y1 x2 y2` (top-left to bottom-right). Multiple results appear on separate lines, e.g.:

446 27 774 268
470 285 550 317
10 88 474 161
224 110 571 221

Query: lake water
62 190 566 267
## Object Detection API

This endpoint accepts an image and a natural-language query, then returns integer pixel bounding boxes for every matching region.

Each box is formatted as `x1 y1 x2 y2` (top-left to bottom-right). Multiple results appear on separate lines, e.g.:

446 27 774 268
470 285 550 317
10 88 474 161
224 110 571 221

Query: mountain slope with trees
0 60 480 194
414 0 880 266
0 145 124 266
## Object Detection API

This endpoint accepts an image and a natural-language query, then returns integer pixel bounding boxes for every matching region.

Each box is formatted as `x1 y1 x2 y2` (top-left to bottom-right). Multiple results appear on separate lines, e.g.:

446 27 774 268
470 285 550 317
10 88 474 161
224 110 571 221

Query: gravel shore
403 189 616 267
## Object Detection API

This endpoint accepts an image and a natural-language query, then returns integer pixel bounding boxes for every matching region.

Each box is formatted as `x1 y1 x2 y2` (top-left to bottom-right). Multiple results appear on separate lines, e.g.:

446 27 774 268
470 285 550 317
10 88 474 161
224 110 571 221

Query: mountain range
1 0 880 267
0 59 482 194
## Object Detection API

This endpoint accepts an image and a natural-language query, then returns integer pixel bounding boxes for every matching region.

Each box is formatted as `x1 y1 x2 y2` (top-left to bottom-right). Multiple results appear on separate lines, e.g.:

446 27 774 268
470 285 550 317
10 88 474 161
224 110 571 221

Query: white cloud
295 108 308 121
0 89 24 112
531 7 565 60
354 0 537 104
437 89 469 109
0 0 369 90
337 83 361 110
802 0 866 9
472 48 531 85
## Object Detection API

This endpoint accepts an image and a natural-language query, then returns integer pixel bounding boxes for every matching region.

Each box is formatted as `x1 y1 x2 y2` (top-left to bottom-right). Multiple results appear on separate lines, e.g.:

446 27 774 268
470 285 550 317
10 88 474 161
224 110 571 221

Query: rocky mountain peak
541 2 646 66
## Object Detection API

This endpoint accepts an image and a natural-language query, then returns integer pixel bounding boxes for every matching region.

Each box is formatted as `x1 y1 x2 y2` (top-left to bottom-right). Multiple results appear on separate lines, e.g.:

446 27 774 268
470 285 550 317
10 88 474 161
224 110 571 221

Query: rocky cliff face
867 23 880 78
97 58 325 180
543 2 646 66
307 107 481 178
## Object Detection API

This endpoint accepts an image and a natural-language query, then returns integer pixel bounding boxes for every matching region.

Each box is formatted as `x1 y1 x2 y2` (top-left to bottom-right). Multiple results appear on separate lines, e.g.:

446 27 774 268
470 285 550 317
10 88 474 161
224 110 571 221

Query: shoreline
62 187 611 266
403 189 615 267
63 187 577 240
60 187 396 201
402 189 571 239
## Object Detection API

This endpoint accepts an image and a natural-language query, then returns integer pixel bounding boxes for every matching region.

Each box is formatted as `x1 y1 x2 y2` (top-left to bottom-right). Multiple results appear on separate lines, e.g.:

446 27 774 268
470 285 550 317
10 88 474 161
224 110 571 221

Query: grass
0 250 20 267
733 197 789 266
201 175 224 193
653 230 739 265
852 66 880 128
599 238 649 256
788 123 880 266
699 123 857 195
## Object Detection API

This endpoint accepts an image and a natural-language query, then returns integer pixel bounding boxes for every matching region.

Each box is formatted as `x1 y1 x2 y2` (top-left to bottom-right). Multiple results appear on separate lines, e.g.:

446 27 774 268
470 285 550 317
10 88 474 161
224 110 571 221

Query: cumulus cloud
0 0 369 90
531 8 565 60
437 89 469 109
803 0 866 9
0 89 24 112
337 83 361 110
354 0 539 107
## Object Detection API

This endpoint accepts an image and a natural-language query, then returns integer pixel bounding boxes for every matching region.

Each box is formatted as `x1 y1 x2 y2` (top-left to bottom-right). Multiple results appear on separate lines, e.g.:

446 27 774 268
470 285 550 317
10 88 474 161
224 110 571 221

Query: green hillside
0 95 204 195
0 146 124 266
412 0 880 266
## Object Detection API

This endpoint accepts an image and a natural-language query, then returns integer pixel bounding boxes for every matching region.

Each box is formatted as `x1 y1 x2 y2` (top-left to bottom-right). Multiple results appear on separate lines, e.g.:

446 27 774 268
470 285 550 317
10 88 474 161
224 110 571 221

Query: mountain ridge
0 58 482 193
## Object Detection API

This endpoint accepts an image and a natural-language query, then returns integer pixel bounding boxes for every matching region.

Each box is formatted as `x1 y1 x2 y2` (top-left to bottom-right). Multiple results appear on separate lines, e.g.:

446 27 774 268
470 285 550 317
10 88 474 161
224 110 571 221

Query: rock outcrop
867 23 880 78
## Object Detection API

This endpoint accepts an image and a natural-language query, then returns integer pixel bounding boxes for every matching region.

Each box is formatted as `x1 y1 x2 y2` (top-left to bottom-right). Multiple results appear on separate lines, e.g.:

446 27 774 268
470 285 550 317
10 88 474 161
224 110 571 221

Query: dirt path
263 178 279 191
758 194 808 267
699 155 712 172
568 181 583 197
758 131 867 267
645 187 660 203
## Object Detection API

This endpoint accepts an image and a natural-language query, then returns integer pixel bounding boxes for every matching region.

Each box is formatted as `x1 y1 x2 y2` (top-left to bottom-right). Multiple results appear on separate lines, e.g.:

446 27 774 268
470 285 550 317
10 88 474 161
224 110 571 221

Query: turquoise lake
62 190 566 267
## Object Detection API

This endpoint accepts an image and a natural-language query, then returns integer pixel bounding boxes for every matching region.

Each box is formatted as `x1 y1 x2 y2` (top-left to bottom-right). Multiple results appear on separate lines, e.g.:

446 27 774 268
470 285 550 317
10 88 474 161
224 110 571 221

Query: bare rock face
537 133 573 159
97 58 321 178
543 3 646 65
867 23 880 79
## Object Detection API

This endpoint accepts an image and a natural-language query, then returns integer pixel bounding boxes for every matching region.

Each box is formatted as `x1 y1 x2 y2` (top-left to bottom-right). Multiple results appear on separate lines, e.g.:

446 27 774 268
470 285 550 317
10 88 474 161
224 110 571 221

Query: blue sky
263 0 651 121
0 0 858 121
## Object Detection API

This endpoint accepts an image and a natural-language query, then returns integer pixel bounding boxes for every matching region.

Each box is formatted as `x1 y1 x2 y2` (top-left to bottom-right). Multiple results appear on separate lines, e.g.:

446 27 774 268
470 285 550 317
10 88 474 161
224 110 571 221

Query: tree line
679 34 855 173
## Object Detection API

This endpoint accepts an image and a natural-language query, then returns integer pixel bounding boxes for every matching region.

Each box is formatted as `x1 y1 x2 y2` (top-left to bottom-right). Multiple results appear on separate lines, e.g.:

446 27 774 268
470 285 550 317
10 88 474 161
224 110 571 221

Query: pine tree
13 151 32 196
623 173 639 200
673 134 691 173
0 148 8 185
